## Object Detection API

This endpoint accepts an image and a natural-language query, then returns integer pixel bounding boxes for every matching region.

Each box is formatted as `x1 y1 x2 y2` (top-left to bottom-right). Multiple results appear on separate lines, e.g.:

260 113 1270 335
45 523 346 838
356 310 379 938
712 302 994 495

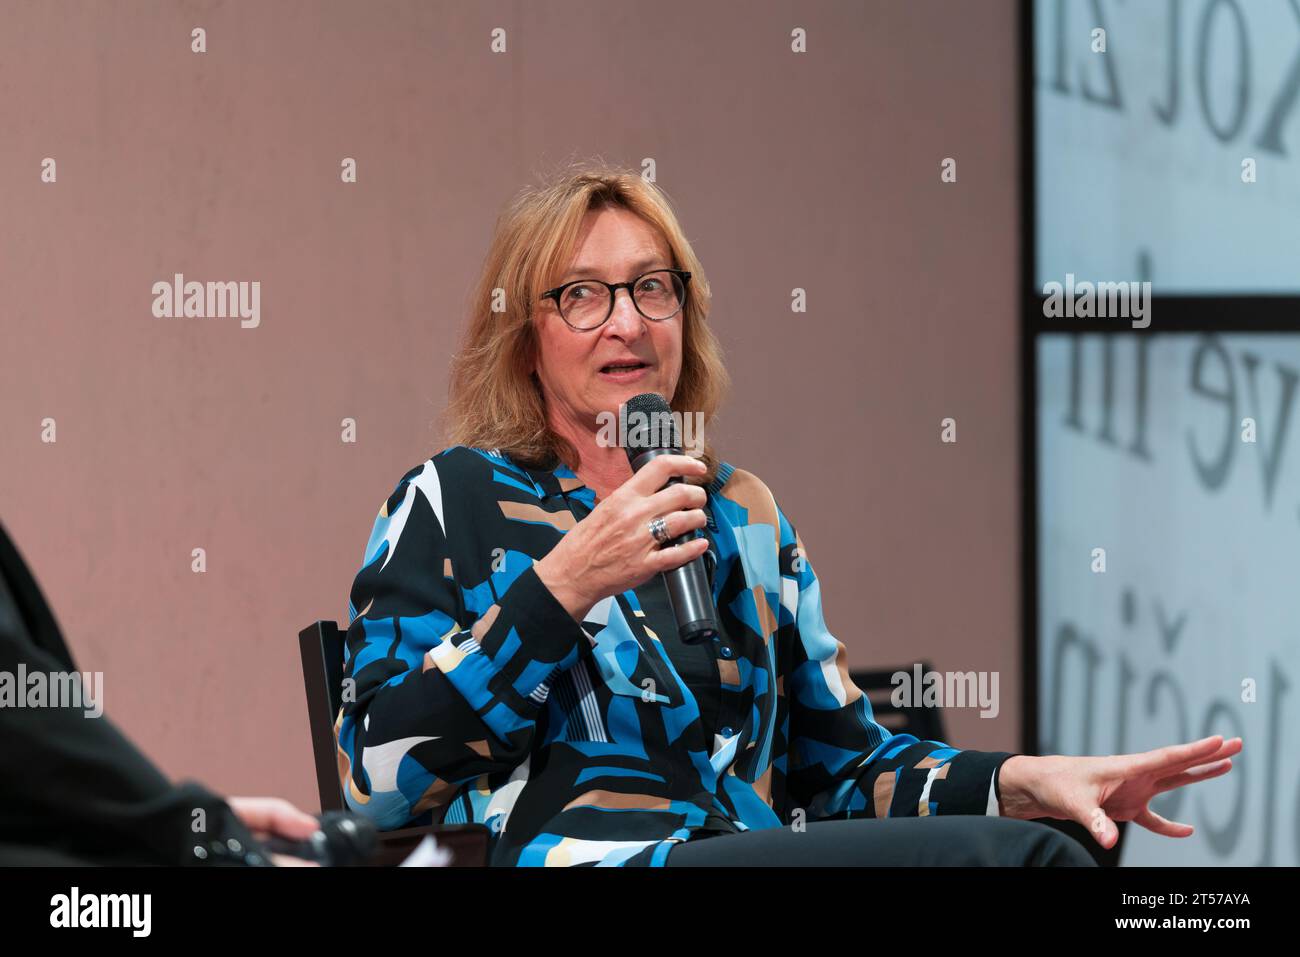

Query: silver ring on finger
648 515 672 546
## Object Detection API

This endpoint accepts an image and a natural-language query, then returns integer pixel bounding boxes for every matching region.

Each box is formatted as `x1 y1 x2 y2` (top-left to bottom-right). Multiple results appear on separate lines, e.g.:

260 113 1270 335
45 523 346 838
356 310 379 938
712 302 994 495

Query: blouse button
719 646 733 659
720 726 734 737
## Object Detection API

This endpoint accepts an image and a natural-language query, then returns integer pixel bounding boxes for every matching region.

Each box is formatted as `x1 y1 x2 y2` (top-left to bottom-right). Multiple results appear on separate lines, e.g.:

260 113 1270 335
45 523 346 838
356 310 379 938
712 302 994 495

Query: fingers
646 480 708 513
647 536 710 574
228 796 321 841
653 508 708 541
1201 737 1244 763
271 853 322 867
629 454 707 495
1080 806 1119 850
1152 757 1234 795
1135 806 1195 839
1126 735 1237 777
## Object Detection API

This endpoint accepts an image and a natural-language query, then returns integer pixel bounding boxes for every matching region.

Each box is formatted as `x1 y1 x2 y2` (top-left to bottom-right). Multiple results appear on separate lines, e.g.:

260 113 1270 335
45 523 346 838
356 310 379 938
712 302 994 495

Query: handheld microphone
622 392 719 643
261 811 380 866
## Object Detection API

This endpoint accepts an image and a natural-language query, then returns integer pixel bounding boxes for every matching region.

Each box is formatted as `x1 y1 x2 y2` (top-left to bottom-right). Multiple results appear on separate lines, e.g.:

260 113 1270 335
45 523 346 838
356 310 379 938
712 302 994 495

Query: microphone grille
623 392 678 454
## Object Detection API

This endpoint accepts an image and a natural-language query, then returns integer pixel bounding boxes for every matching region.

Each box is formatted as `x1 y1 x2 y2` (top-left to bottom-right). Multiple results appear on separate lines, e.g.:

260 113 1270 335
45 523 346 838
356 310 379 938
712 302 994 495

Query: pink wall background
0 0 1020 813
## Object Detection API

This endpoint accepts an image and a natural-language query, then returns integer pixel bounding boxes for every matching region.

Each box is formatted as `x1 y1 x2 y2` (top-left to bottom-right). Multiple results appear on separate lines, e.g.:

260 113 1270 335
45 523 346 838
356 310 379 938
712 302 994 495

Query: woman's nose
606 288 646 336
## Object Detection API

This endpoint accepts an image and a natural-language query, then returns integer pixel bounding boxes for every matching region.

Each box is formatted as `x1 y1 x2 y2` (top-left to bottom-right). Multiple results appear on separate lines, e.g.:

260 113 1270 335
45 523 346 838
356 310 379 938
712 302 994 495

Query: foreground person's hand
228 795 322 867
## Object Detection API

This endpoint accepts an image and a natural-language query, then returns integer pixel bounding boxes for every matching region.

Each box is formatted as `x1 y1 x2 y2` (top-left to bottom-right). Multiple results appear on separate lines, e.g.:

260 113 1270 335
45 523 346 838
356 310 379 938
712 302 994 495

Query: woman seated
334 165 1239 867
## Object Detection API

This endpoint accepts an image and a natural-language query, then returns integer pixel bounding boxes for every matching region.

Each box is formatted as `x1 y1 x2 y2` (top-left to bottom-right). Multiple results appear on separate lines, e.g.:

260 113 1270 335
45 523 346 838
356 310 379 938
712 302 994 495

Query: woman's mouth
598 362 651 381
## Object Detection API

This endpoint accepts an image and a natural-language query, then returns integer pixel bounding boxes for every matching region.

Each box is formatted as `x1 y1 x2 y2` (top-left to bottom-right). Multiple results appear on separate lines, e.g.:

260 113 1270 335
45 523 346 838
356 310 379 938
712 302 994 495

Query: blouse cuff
987 752 1022 816
466 562 591 699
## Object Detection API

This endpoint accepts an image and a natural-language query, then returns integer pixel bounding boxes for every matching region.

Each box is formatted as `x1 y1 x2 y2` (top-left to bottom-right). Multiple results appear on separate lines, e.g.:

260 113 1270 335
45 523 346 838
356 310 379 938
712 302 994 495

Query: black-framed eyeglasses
539 268 692 331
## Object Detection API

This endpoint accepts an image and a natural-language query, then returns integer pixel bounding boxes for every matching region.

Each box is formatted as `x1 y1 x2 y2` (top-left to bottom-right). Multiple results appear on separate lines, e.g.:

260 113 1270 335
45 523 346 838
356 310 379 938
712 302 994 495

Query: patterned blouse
336 445 1015 866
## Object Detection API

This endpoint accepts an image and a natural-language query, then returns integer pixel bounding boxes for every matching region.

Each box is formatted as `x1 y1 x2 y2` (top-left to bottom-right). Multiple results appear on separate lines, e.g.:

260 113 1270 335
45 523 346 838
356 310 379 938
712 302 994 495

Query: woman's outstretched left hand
996 734 1243 849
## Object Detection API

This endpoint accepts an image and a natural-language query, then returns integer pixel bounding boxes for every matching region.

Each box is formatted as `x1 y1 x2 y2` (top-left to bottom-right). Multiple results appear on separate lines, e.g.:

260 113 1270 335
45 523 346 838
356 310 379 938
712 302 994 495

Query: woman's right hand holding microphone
533 454 710 623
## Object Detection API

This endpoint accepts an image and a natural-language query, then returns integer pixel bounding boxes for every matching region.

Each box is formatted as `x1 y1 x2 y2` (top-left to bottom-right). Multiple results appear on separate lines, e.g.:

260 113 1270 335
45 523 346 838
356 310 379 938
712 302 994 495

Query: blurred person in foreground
0 519 318 866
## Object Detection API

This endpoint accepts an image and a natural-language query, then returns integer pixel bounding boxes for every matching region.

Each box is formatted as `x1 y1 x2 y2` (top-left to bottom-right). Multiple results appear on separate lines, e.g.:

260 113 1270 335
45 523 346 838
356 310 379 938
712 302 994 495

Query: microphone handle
662 556 717 643
261 812 380 866
628 447 719 643
262 833 333 865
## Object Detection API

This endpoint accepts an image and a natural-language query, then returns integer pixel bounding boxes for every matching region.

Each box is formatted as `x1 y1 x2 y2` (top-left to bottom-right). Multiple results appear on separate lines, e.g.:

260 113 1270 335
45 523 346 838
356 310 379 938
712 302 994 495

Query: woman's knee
991 818 1098 867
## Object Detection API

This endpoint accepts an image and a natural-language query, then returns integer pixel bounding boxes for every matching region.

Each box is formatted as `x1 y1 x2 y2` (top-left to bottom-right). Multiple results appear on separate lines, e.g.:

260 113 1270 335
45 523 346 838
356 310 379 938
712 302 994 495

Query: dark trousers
665 816 1098 866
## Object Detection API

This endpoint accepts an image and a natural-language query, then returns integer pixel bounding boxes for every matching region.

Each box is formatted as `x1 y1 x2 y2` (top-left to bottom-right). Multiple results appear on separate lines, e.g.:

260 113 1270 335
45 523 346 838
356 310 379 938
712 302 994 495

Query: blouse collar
504 451 596 508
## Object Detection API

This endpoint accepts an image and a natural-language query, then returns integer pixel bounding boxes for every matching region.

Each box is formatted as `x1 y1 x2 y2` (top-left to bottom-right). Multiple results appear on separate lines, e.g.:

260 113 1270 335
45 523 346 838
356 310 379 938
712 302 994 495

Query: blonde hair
443 161 730 485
